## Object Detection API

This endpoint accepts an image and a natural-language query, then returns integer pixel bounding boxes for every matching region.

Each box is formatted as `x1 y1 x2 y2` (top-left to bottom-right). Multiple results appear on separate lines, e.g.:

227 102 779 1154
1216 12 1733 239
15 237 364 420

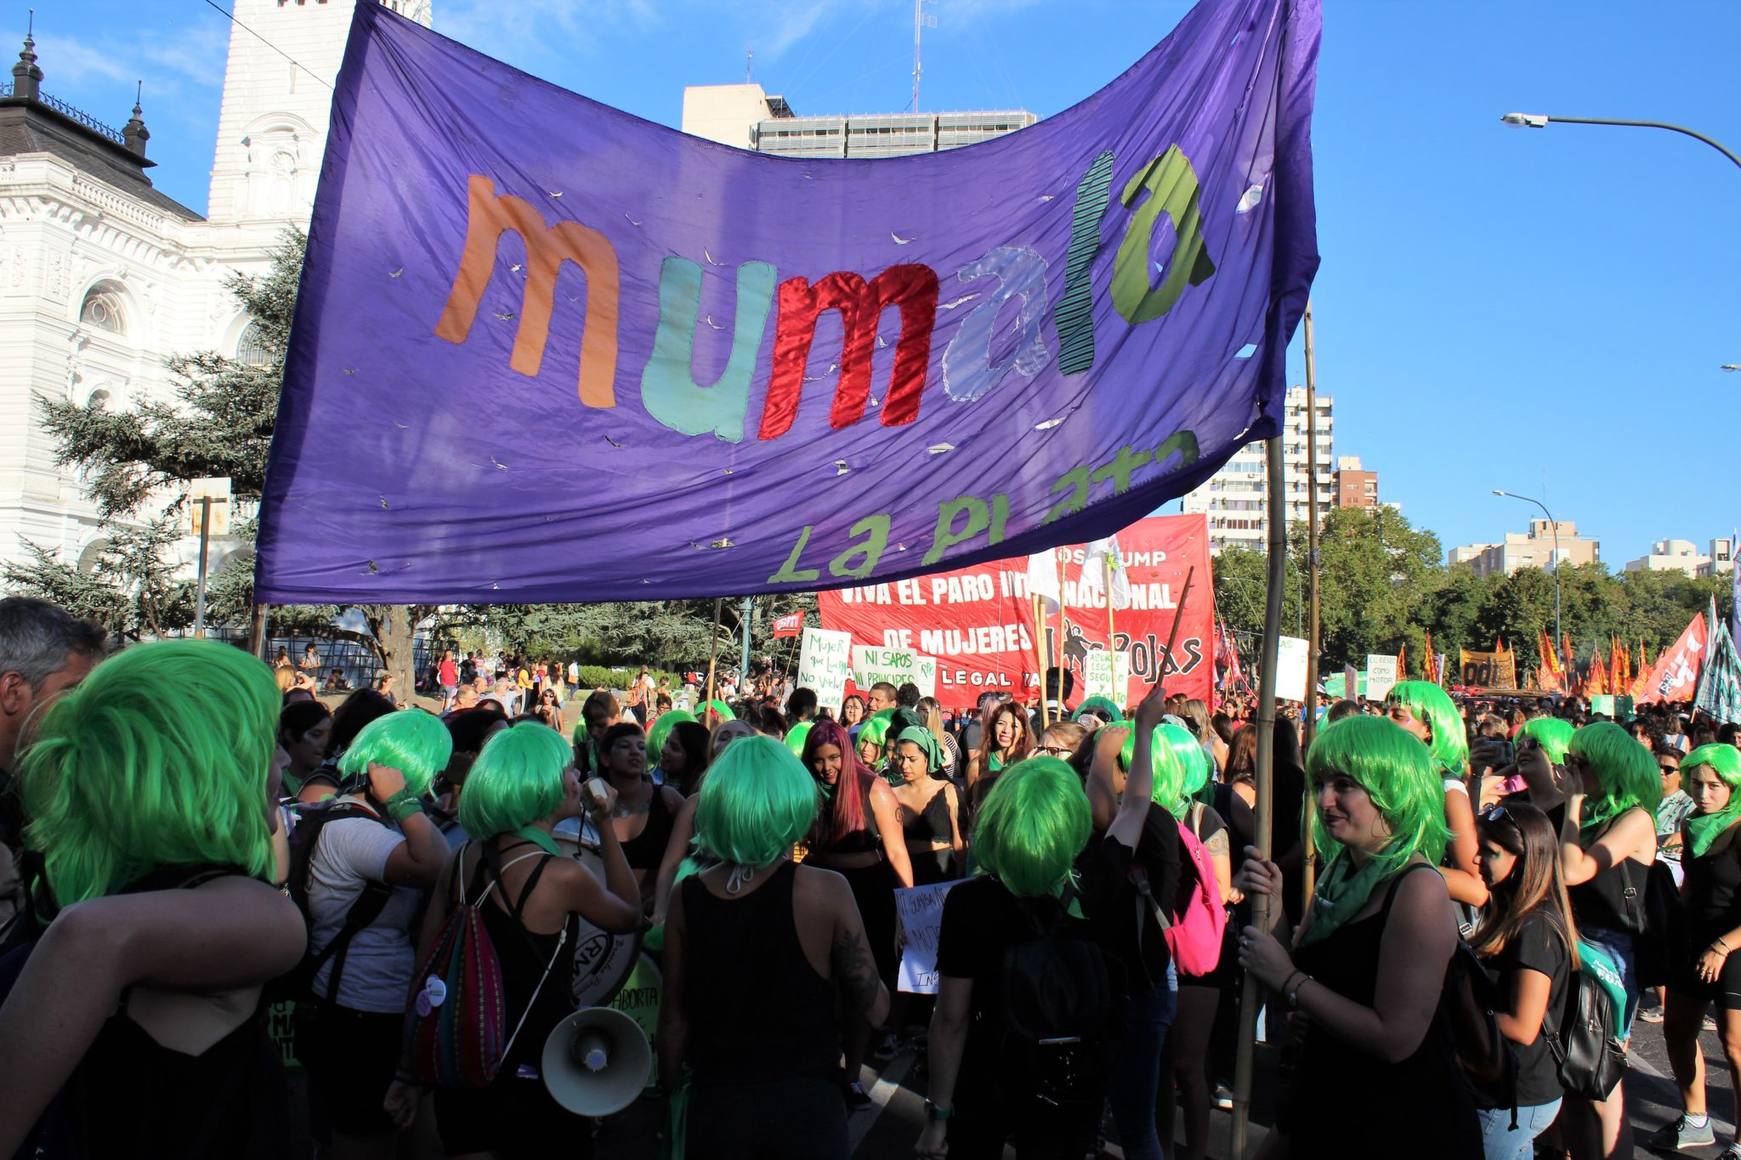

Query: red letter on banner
757 264 939 440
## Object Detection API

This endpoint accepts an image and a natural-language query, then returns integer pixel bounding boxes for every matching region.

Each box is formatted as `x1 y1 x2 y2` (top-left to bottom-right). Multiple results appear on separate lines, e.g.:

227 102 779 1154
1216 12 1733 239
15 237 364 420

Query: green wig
1515 717 1575 765
20 640 277 903
1570 721 1661 833
1682 745 1741 858
1159 722 1212 817
1072 695 1124 724
784 720 813 758
1384 680 1468 779
693 735 818 871
459 722 571 839
858 713 893 748
1117 725 1189 817
337 709 453 797
1306 715 1451 879
703 699 735 722
646 709 696 765
971 757 1092 899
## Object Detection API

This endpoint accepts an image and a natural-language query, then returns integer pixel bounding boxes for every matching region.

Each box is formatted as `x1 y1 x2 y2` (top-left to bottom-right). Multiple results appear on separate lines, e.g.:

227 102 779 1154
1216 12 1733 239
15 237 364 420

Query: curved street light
1500 112 1741 170
1492 489 1562 665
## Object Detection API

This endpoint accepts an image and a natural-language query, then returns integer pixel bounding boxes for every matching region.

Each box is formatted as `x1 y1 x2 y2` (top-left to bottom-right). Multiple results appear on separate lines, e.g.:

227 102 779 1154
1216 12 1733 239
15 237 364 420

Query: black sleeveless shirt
680 862 840 1086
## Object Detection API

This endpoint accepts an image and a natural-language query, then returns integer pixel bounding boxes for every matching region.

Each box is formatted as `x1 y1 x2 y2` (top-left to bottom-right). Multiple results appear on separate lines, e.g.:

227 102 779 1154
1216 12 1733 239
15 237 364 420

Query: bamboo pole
703 597 724 722
1034 593 1049 729
1231 435 1287 1158
1301 300 1321 906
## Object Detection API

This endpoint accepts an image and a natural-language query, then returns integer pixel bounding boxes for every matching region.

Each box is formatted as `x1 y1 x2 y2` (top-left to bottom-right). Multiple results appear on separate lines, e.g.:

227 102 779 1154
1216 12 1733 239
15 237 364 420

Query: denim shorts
1581 926 1638 1040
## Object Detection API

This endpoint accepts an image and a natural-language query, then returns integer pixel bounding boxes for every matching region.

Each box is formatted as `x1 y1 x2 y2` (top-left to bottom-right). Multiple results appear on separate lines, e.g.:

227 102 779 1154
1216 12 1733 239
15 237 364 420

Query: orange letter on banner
757 264 938 440
434 175 621 409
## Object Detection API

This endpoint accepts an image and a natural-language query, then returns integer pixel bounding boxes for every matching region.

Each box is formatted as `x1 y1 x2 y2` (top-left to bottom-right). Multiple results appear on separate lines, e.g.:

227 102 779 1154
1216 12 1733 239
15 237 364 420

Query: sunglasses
1480 803 1513 824
1661 763 1681 775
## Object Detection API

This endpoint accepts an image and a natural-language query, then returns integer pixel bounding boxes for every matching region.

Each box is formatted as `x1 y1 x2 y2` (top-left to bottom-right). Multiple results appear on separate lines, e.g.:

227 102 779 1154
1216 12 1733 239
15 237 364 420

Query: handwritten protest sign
851 646 938 698
797 626 854 712
894 880 962 994
1275 635 1309 702
1083 649 1131 704
1365 654 1398 701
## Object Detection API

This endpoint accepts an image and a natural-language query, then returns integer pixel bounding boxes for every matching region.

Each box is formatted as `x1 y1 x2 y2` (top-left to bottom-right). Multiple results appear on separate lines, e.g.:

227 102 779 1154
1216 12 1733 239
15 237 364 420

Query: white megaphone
540 1006 653 1118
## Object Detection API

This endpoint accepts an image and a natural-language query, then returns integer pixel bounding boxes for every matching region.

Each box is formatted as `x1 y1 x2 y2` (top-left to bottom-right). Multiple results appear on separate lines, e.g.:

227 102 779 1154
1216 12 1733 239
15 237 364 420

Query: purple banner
257 0 1319 604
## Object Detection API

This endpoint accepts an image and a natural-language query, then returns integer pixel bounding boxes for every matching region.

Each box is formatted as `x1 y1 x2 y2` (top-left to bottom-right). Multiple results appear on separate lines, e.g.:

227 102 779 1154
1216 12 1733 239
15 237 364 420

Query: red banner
772 612 804 639
818 515 1214 710
1638 612 1706 704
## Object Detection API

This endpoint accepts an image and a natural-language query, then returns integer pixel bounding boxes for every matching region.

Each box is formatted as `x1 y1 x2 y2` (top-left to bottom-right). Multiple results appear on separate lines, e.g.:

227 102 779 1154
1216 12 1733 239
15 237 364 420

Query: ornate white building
0 0 432 575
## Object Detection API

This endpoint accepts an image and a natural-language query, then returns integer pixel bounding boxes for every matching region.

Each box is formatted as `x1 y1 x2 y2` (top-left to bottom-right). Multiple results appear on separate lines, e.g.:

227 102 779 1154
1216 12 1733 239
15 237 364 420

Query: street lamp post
1492 489 1562 665
1500 112 1741 171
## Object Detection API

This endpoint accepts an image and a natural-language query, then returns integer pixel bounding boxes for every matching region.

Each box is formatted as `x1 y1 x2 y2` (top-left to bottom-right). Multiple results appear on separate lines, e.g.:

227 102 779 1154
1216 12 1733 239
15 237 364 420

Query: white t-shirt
306 808 424 1013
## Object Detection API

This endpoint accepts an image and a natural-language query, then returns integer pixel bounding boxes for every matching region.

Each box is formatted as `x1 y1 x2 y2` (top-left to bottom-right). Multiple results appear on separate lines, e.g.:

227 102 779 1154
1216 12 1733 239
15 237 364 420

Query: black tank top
1283 862 1480 1156
467 845 580 1071
1567 821 1649 935
680 862 840 1086
0 864 293 1159
620 788 676 871
1685 833 1741 939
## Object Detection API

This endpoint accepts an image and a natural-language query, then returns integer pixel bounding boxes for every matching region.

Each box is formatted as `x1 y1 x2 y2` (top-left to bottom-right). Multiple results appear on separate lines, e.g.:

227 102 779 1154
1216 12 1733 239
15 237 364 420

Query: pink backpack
1160 806 1227 977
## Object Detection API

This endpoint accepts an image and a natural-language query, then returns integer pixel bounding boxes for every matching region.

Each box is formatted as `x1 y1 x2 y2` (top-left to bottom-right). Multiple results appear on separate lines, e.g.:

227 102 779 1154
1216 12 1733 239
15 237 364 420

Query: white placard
1275 635 1309 702
1365 654 1399 701
796 626 854 712
894 880 962 994
850 646 937 699
1083 649 1131 704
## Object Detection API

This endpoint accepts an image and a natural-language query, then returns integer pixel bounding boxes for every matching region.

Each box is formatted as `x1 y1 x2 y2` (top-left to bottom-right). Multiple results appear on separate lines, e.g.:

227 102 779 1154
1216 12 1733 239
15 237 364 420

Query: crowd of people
1 592 1739 1160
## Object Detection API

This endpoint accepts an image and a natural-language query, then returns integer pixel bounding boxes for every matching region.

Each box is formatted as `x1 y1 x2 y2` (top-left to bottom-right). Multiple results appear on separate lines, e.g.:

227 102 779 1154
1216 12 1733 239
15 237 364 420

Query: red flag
1589 656 1609 696
772 611 804 638
1638 612 1708 704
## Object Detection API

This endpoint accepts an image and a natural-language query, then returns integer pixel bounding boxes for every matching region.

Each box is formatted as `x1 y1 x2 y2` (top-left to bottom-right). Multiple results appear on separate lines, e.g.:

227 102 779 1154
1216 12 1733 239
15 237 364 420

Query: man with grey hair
0 597 106 938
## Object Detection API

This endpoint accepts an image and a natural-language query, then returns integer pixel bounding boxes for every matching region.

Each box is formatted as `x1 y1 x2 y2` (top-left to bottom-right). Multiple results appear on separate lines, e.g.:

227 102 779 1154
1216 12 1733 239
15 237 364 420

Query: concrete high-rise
1181 386 1335 555
680 83 1034 157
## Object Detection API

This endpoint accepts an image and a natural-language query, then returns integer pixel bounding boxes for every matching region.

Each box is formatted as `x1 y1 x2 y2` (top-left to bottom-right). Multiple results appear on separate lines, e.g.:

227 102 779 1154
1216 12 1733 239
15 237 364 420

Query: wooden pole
1056 550 1069 714
1301 301 1321 906
703 597 724 722
1034 593 1049 729
1161 566 1197 695
1231 435 1287 1158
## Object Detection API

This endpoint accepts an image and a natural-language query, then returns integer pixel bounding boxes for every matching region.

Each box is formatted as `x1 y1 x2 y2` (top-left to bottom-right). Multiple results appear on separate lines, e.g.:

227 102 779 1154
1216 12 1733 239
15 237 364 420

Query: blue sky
32 0 1741 566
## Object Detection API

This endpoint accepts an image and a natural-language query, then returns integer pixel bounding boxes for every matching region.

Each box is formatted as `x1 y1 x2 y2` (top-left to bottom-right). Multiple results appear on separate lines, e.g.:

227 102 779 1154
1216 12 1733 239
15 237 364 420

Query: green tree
1298 506 1443 671
2 232 436 687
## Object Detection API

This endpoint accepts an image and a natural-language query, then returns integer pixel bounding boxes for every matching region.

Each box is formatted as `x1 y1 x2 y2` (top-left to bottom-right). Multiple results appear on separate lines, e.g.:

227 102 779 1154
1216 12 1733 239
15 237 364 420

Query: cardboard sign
1275 635 1309 702
1365 654 1398 701
797 626 854 713
894 880 962 994
1083 649 1132 704
850 646 938 699
187 476 231 537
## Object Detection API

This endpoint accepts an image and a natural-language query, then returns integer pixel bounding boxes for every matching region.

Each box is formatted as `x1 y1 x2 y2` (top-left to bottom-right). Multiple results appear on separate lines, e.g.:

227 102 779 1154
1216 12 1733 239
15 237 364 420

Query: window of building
79 285 126 335
236 320 272 368
86 388 111 410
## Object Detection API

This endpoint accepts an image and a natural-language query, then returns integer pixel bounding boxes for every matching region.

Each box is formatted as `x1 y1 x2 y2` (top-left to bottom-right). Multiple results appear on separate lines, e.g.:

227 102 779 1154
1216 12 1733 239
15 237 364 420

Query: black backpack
275 800 395 1002
1543 967 1624 1100
995 889 1117 1109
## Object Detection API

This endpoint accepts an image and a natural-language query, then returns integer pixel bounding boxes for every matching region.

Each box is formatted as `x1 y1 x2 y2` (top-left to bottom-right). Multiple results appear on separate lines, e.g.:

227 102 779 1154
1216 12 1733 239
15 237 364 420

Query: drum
607 953 664 1092
554 817 642 1007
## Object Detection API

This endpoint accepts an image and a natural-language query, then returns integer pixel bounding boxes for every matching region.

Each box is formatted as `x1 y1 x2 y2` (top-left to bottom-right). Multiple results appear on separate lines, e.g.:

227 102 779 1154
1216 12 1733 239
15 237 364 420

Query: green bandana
1687 808 1741 859
514 826 563 857
895 726 944 774
1297 851 1392 949
1578 794 1639 840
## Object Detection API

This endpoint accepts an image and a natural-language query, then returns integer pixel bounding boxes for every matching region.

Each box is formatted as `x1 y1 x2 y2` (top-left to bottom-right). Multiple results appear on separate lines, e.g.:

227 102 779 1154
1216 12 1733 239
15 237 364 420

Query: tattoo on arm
1204 829 1229 858
832 926 882 1017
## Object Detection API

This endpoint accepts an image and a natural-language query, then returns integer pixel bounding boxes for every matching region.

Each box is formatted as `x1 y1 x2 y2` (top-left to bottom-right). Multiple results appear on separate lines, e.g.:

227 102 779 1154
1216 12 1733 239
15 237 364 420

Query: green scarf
513 826 563 857
1297 851 1392 949
1686 807 1741 859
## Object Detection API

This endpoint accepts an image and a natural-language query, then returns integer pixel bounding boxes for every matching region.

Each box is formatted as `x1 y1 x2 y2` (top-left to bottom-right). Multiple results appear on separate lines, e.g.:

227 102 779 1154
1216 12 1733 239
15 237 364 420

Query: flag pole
703 597 724 721
1057 549 1071 715
1232 434 1286 1159
1034 593 1050 729
1161 566 1197 695
1300 301 1322 909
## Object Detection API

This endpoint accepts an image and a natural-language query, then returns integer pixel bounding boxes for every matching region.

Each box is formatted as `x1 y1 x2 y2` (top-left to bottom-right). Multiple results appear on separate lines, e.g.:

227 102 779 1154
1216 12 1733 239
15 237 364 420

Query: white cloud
31 34 136 87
